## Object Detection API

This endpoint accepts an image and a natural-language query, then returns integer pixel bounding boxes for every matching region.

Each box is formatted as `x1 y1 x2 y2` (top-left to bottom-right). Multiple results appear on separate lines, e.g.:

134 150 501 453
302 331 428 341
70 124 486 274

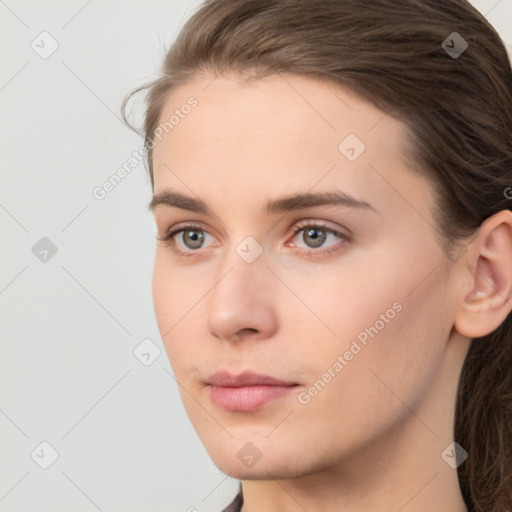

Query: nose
206 252 279 343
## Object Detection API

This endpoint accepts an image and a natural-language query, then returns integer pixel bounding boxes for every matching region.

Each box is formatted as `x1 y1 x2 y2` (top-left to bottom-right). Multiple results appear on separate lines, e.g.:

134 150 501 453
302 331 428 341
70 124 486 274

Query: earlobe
454 211 512 338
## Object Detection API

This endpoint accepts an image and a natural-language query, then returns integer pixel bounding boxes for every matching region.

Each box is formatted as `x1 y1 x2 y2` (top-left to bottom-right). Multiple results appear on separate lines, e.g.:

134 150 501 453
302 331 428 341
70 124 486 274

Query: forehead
150 72 429 221
153 72 408 161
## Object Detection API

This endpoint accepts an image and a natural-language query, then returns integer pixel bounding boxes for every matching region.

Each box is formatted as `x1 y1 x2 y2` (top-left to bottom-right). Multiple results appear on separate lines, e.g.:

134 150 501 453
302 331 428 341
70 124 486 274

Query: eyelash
156 221 350 259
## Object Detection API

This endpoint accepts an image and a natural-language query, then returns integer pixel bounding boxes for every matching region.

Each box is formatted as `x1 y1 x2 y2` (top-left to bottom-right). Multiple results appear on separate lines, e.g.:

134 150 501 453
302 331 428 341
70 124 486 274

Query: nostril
241 328 258 334
232 327 260 339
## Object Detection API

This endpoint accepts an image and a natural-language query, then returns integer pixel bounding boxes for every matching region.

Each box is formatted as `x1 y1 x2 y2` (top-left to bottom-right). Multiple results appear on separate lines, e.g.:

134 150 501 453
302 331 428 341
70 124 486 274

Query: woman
122 1 512 510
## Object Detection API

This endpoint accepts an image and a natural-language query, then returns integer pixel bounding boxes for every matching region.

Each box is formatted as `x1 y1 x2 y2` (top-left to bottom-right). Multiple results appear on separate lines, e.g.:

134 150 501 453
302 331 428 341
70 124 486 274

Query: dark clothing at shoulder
220 489 243 512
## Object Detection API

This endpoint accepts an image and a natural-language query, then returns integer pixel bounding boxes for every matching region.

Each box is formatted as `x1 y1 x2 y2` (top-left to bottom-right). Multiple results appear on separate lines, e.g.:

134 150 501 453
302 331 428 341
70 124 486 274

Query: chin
205 439 306 480
214 459 296 480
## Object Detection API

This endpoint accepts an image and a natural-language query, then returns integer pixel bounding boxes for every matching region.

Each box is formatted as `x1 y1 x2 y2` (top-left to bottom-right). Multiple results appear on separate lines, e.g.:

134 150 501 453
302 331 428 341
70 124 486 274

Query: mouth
205 370 300 412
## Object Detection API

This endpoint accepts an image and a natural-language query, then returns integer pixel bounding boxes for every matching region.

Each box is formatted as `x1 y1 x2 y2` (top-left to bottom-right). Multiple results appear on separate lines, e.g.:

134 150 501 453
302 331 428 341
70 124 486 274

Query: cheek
299 240 446 352
300 263 449 434
152 256 193 365
152 255 215 386
295 244 449 397
152 256 173 334
152 253 204 330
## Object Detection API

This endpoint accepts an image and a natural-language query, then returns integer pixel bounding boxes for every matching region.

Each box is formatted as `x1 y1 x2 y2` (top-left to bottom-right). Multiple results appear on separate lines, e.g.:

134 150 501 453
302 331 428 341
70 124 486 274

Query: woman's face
150 72 464 479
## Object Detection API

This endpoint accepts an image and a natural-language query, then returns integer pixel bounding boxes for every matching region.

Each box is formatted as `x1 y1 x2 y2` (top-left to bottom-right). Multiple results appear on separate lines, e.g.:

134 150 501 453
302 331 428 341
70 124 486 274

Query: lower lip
208 384 297 412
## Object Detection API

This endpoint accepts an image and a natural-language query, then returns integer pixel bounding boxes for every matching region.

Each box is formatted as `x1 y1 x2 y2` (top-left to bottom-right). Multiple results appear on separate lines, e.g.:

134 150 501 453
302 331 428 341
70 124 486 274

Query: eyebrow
148 188 377 214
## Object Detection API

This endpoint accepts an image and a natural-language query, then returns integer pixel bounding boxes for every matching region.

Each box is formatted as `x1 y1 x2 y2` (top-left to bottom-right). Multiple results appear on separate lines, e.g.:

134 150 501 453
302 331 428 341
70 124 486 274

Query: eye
287 221 349 256
156 223 218 255
157 220 350 258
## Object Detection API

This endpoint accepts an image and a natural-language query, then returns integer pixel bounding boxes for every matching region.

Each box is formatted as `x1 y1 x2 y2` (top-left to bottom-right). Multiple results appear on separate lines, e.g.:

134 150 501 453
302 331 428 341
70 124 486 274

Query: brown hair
121 1 512 509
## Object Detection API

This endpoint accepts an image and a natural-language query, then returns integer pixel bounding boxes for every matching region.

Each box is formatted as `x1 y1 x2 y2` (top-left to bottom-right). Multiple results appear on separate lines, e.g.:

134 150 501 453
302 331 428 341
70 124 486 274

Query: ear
454 209 512 338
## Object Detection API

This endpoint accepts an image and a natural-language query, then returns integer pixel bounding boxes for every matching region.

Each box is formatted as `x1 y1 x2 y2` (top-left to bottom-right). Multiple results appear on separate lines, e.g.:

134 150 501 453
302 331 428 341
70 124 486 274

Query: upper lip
206 370 298 387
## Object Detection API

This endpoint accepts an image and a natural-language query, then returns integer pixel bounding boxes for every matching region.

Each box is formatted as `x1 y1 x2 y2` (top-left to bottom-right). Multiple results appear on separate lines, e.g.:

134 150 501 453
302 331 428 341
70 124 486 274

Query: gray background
1 1 511 511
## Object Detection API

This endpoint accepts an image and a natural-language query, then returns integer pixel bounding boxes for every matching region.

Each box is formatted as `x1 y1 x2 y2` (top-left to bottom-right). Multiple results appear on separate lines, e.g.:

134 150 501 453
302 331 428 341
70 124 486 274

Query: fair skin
149 71 512 512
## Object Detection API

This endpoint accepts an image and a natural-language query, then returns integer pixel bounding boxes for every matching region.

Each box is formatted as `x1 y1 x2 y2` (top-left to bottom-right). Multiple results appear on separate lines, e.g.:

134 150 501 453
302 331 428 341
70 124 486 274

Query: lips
206 370 298 387
205 370 299 412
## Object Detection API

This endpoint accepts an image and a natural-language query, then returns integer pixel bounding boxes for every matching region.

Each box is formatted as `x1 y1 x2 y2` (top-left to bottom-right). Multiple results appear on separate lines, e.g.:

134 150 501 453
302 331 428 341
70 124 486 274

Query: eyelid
289 219 351 238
